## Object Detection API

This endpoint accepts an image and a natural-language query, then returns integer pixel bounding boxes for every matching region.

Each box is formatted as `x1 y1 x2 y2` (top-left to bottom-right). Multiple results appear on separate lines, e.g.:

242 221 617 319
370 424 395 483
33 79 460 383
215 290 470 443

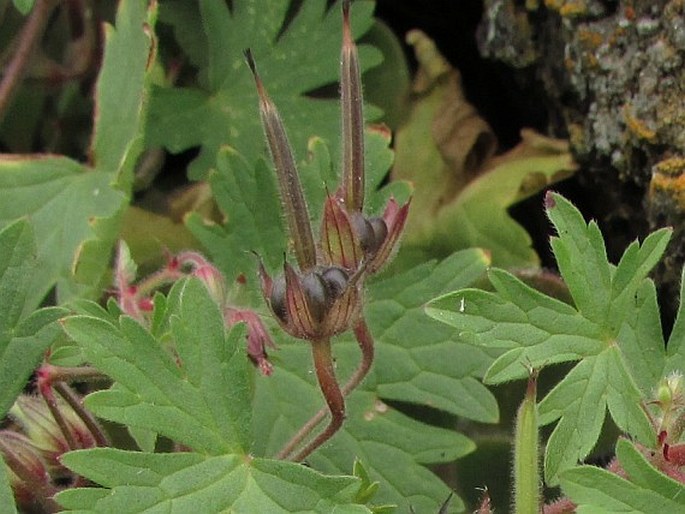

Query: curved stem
0 0 59 123
289 338 345 462
55 382 110 447
276 318 374 459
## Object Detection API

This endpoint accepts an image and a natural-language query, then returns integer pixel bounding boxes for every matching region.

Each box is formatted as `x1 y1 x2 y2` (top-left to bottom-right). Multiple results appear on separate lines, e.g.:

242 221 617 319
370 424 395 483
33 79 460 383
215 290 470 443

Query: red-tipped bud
193 263 227 310
366 197 411 274
0 430 52 510
9 395 96 474
226 308 277 376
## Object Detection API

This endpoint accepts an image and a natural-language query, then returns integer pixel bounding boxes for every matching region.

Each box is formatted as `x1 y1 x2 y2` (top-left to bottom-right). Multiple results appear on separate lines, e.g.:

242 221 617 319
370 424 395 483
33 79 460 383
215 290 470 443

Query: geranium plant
1 1 684 513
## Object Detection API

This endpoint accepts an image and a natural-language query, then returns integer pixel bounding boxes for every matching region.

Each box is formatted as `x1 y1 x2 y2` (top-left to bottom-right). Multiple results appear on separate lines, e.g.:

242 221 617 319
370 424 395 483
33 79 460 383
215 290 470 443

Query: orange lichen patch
654 157 685 176
559 1 588 17
567 123 586 153
650 157 685 209
623 106 657 143
545 0 587 16
578 28 604 48
624 5 636 21
583 53 599 69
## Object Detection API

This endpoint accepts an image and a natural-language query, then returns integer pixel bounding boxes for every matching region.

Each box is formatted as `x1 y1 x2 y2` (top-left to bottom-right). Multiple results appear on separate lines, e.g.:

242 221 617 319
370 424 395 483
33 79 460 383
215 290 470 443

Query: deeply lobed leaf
149 0 382 180
62 278 252 456
426 192 673 484
58 448 369 513
560 439 685 512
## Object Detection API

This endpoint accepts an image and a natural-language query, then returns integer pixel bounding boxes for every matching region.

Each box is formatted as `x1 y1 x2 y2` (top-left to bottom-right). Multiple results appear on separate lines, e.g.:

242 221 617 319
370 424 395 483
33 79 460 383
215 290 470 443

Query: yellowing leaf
392 30 577 267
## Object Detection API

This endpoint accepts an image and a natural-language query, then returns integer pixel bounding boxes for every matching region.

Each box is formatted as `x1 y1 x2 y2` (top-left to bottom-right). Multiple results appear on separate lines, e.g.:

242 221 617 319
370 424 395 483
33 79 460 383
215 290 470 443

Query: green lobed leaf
426 192 671 484
62 278 252 456
58 448 370 513
148 0 382 180
0 0 157 308
560 438 685 512
252 249 494 512
92 0 157 184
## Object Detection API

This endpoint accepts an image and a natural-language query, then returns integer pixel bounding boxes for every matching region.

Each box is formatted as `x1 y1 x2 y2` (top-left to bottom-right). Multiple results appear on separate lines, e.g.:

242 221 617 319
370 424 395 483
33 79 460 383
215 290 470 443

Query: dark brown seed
270 274 288 322
321 266 349 300
302 272 329 323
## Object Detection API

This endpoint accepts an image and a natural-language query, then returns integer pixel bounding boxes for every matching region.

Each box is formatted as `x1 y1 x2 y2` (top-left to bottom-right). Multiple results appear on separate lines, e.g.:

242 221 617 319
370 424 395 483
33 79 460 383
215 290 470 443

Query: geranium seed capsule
350 211 375 252
321 266 349 300
368 216 388 254
302 271 329 323
270 274 288 323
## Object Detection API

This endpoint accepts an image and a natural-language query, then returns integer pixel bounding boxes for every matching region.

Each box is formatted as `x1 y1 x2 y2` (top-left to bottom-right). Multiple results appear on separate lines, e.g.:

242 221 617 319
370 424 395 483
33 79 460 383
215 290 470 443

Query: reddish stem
55 382 110 447
276 318 374 459
289 339 345 462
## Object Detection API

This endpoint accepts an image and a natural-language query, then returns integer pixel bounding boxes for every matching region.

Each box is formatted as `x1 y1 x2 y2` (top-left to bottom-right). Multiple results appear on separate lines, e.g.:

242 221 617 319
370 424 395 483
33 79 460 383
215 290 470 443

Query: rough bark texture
478 0 685 320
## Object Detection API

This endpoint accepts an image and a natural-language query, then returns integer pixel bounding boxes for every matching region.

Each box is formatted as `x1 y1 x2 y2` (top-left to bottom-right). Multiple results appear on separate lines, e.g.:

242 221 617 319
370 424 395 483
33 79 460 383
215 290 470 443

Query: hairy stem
276 318 374 459
0 0 59 123
245 48 317 271
289 339 345 462
55 382 110 447
513 369 540 514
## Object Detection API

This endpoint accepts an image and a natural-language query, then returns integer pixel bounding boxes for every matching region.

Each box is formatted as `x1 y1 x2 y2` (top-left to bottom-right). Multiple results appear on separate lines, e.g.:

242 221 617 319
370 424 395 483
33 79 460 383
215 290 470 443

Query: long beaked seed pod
245 49 317 271
340 0 365 212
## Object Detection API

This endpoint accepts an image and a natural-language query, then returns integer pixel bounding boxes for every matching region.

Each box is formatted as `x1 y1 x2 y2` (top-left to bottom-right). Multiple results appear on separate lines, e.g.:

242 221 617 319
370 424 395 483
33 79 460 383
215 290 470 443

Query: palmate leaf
252 249 495 513
0 459 16 514
426 192 673 484
0 0 155 310
560 438 685 512
62 278 251 456
148 0 382 180
58 449 369 513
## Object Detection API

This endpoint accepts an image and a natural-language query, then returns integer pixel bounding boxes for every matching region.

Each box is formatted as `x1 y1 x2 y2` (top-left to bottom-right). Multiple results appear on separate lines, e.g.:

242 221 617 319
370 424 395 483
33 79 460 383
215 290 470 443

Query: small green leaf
666 265 685 373
560 439 685 512
92 0 156 183
58 448 369 513
62 278 252 455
